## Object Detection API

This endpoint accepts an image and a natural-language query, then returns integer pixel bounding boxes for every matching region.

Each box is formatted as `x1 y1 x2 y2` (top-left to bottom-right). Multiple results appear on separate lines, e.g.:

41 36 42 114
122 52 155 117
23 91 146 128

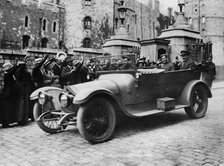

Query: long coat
0 66 17 124
14 64 35 124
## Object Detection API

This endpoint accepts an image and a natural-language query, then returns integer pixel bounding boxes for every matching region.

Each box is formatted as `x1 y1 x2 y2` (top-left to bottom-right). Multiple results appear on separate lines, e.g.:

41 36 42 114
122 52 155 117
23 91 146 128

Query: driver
179 50 197 70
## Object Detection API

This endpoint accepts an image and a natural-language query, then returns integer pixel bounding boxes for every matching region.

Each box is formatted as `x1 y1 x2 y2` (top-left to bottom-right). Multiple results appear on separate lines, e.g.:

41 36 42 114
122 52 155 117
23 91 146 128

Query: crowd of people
0 49 214 128
0 53 92 128
136 50 197 71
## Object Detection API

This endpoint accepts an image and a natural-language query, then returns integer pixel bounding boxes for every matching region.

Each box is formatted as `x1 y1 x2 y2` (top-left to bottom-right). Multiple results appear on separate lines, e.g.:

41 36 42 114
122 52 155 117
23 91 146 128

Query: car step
132 105 189 117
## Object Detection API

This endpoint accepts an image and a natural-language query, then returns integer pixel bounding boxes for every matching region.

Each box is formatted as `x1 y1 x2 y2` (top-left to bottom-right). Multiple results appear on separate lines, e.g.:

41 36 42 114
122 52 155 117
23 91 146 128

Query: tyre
33 101 55 121
33 102 43 121
77 97 116 144
36 111 66 134
185 85 208 119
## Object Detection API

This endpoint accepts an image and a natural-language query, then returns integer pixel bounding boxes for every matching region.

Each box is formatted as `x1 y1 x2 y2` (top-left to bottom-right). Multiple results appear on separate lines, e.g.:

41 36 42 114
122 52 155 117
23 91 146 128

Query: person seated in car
136 57 147 69
120 56 134 70
179 50 197 70
174 56 181 70
156 54 175 71
109 58 121 70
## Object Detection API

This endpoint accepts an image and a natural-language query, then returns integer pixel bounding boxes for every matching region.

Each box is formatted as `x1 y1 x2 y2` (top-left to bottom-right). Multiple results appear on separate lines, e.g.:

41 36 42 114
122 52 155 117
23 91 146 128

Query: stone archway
41 37 48 48
22 35 30 49
158 48 166 59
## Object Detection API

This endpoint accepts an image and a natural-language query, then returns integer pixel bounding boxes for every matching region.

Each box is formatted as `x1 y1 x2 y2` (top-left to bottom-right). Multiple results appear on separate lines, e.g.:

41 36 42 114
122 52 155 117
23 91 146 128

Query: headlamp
59 93 73 108
38 92 46 105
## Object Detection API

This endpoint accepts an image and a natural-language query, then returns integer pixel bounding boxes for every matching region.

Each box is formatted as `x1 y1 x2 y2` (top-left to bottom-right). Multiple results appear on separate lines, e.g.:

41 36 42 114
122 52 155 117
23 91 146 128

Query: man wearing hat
179 50 196 70
120 55 134 70
156 54 175 71
136 57 147 69
60 56 74 87
0 61 17 127
32 54 49 88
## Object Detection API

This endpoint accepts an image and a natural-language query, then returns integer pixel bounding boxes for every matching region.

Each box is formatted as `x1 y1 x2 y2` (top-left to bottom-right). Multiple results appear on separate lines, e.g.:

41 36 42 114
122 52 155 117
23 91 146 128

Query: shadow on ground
115 110 191 138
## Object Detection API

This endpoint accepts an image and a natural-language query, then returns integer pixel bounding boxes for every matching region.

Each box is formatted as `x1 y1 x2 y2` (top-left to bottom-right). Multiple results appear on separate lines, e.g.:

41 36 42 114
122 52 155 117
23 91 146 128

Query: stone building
63 0 160 49
0 0 65 50
184 0 224 80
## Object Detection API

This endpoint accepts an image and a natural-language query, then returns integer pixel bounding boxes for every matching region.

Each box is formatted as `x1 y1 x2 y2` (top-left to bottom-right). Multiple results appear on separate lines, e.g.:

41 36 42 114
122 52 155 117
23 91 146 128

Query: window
41 38 48 48
24 15 29 27
115 17 118 29
56 0 60 5
168 8 172 17
22 35 30 49
42 18 47 31
85 0 91 6
189 17 192 24
52 21 57 33
202 16 206 24
83 38 91 48
84 16 91 29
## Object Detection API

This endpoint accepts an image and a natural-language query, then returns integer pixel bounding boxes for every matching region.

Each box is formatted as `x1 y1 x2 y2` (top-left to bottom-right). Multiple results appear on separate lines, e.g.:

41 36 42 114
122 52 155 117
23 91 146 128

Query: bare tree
89 17 113 49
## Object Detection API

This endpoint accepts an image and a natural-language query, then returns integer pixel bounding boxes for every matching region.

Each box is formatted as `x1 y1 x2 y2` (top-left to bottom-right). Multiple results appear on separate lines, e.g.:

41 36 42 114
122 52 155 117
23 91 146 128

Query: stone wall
0 0 65 49
63 0 160 48
184 0 224 80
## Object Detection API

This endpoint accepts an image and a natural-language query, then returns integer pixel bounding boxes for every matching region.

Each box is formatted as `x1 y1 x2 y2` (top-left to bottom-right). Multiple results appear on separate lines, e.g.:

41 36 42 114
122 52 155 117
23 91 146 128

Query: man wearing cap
136 57 147 69
60 56 74 87
60 56 84 87
179 50 197 70
157 54 175 71
32 54 49 88
120 56 134 70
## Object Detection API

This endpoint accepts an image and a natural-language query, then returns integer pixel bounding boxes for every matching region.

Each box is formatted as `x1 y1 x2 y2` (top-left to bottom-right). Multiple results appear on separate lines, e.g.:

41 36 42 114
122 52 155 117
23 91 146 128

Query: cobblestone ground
0 87 224 166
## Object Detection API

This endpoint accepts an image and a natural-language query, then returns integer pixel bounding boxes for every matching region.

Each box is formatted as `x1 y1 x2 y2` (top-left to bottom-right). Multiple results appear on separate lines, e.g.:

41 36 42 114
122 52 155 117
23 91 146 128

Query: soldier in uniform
179 50 196 70
156 54 175 71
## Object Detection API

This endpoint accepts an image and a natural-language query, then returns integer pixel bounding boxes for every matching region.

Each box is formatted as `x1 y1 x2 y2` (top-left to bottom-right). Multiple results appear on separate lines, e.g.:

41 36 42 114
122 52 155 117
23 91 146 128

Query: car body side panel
73 88 118 104
135 70 201 104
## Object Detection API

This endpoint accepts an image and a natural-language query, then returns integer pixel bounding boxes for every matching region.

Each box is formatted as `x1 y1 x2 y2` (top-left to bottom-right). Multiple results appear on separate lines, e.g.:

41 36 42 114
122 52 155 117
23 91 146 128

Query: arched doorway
158 48 166 59
82 37 91 48
41 37 48 48
22 35 30 49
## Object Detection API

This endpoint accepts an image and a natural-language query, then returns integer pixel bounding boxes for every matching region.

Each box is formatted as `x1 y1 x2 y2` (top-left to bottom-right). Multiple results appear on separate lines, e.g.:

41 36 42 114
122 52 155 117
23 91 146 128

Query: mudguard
180 80 212 105
30 86 63 111
73 87 120 105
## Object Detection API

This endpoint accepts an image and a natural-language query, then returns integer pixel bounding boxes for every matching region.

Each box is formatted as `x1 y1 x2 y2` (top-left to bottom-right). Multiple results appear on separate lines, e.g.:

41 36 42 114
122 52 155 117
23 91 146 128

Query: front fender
73 88 120 105
30 86 62 100
180 80 212 105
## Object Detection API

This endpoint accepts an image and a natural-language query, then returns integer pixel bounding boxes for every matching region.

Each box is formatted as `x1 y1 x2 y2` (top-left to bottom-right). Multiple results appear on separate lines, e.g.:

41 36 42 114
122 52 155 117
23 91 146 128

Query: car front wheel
77 97 116 144
34 102 66 134
185 85 208 119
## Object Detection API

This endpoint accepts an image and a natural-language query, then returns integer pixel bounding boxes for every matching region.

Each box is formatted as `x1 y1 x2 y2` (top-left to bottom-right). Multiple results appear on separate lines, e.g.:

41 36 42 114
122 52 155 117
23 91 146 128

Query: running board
132 104 189 117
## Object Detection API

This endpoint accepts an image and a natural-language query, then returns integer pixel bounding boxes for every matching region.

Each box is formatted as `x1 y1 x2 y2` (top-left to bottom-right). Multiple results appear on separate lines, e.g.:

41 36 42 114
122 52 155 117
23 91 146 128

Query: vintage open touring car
30 53 214 144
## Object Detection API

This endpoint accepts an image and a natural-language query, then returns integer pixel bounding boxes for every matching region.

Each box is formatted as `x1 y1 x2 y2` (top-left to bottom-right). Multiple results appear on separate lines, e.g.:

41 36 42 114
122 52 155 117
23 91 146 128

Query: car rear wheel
77 97 116 144
185 85 208 119
34 102 66 134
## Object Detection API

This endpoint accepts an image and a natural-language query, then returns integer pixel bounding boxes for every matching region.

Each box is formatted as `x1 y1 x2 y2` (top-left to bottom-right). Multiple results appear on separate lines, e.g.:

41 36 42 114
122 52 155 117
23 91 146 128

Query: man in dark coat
32 55 49 89
14 61 35 125
179 50 197 70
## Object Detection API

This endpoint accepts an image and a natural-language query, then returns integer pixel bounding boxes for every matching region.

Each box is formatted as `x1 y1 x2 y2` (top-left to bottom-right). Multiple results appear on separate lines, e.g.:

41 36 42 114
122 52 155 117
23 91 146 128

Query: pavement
212 80 224 89
0 81 224 166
